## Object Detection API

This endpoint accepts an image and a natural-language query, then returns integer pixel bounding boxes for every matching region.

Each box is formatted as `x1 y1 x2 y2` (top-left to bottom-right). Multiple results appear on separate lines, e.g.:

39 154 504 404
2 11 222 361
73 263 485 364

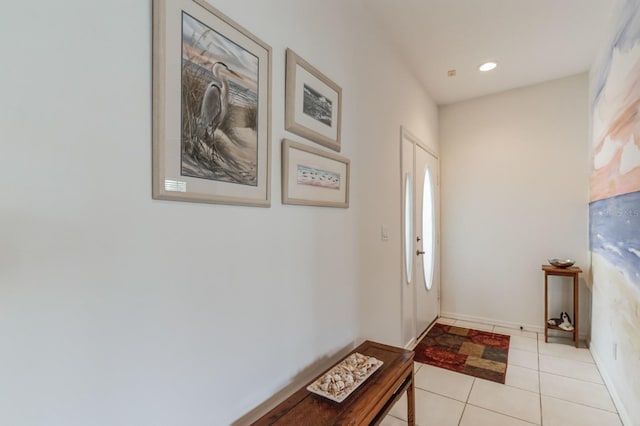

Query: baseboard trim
404 337 416 350
590 347 630 426
440 311 590 340
440 311 545 334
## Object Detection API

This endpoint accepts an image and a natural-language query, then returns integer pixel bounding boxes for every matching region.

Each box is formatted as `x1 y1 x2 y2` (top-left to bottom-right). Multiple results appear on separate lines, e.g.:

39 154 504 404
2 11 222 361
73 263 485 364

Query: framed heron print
153 0 272 206
282 139 349 208
285 49 342 152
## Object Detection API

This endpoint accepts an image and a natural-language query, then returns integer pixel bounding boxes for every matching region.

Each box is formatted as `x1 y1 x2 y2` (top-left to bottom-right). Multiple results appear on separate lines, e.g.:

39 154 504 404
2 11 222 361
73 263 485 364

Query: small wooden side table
542 265 582 348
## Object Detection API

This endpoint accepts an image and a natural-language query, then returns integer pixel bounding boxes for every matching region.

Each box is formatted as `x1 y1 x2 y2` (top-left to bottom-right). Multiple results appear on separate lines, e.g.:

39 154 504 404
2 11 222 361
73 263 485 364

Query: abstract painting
590 0 640 292
589 1 640 422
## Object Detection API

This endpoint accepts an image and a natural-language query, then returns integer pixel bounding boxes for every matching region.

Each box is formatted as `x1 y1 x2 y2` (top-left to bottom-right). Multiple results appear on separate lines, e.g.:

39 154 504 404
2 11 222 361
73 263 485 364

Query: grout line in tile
419 387 471 406
537 334 543 424
539 353 597 366
588 354 620 402
540 370 601 387
464 377 473 402
502 380 541 395
506 360 540 373
538 334 543 426
465 403 540 425
542 393 618 414
470 335 544 422
537 359 543 424
466 378 475 404
457 403 467 426
539 370 609 386
485 379 541 397
388 414 403 422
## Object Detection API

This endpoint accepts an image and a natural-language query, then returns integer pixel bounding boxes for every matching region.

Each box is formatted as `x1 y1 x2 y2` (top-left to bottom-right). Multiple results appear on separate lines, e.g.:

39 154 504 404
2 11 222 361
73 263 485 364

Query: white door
401 128 440 347
415 144 440 337
401 134 416 347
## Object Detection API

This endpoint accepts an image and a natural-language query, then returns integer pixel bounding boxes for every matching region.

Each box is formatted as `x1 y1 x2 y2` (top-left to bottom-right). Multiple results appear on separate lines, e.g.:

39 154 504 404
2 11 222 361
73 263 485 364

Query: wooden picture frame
285 49 342 152
282 139 349 208
152 0 272 206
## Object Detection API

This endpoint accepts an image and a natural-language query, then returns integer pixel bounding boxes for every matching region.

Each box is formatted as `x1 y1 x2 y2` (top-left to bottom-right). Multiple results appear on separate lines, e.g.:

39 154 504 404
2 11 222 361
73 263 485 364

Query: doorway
401 127 440 348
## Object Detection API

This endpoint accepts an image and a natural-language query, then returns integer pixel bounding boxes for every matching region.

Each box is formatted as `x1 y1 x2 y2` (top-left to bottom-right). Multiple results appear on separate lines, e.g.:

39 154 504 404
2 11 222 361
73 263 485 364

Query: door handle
416 250 426 256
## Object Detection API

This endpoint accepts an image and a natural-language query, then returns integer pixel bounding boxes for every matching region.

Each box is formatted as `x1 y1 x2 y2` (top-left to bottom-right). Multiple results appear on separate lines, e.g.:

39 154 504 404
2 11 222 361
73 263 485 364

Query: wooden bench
253 340 415 425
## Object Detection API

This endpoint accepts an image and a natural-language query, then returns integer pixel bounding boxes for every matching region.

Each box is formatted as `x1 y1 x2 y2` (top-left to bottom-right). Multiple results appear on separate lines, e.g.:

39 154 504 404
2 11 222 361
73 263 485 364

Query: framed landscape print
282 139 349 208
153 0 272 206
285 49 342 152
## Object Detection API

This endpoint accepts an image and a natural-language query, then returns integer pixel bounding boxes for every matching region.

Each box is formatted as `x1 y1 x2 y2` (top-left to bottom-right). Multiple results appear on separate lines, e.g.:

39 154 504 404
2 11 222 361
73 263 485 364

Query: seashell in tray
307 353 383 403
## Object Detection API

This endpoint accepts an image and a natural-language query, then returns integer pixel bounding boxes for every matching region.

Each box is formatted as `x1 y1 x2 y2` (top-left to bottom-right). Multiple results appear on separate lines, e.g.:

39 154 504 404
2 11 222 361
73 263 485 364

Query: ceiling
363 0 617 105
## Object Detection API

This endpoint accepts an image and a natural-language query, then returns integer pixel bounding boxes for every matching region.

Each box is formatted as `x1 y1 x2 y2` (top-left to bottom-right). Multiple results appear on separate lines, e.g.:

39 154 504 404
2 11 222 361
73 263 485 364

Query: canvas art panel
285 49 342 152
282 139 349 208
589 1 640 422
153 0 272 206
590 0 640 289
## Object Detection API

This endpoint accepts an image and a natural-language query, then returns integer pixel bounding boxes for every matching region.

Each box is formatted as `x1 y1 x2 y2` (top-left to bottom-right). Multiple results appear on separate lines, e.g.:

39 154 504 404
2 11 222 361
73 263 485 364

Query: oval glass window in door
404 173 413 284
422 168 435 290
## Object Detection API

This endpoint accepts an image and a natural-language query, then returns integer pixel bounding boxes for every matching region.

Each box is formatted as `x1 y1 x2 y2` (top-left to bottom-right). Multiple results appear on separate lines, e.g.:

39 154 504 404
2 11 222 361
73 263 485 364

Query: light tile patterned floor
382 318 623 426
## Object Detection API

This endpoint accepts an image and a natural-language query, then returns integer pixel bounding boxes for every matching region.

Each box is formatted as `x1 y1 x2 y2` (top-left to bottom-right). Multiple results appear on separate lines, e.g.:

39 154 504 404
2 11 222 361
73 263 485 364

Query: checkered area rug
414 323 510 384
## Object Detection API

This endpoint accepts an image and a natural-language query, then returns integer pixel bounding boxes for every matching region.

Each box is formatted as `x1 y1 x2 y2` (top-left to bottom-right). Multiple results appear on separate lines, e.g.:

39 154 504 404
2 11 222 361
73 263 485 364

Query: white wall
0 0 436 425
439 74 590 331
355 73 439 347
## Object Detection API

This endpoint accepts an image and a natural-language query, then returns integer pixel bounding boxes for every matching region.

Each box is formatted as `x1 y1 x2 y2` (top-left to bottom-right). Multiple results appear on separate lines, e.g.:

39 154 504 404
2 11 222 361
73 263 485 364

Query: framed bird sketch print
285 49 342 152
152 0 272 206
282 139 349 208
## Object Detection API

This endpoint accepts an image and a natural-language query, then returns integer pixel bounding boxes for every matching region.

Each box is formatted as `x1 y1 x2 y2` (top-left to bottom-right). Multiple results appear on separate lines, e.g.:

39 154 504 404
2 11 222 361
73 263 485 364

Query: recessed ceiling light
478 62 497 72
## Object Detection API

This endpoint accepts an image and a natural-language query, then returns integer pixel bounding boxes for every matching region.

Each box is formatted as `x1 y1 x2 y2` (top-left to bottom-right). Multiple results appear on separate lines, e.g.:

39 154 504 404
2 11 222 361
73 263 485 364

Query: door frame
400 126 440 348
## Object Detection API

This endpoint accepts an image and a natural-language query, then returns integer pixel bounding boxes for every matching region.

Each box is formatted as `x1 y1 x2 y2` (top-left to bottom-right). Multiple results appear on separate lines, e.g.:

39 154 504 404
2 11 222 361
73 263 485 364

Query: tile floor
382 318 623 426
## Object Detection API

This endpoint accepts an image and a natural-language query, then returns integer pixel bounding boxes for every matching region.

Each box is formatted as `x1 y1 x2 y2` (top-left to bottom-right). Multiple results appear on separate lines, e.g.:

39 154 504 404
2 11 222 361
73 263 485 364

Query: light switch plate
381 225 389 242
